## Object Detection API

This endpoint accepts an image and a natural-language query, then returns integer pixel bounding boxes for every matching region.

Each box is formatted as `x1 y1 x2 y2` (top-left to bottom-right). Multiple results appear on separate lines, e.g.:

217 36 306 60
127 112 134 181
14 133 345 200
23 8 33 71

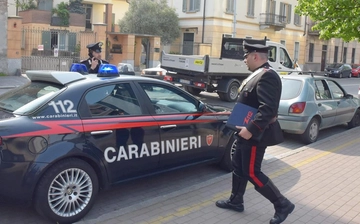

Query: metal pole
232 0 237 37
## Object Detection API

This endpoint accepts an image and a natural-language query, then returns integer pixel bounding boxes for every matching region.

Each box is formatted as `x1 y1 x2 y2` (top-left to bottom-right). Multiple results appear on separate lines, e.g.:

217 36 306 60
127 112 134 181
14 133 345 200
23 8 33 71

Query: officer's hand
91 57 98 70
235 126 252 140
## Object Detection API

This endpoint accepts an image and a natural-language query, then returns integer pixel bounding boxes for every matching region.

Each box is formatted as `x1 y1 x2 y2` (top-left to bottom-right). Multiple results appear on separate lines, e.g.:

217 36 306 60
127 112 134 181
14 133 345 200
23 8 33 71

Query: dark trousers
232 140 269 188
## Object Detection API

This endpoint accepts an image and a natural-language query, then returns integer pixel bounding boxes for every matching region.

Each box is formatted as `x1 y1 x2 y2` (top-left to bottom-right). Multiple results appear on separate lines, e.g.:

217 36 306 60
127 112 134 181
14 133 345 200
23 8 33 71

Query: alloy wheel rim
48 168 93 217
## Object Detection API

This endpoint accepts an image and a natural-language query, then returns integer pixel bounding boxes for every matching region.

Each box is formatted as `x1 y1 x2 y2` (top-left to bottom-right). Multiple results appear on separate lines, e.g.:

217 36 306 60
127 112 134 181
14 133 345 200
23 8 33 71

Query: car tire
339 73 343 78
219 135 236 171
348 109 360 129
348 72 351 78
301 117 320 144
34 158 99 224
184 86 202 96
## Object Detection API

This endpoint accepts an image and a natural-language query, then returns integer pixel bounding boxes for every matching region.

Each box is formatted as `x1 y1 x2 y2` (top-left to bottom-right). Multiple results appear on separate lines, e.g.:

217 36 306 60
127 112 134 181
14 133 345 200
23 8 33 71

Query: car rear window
281 79 302 100
0 81 63 115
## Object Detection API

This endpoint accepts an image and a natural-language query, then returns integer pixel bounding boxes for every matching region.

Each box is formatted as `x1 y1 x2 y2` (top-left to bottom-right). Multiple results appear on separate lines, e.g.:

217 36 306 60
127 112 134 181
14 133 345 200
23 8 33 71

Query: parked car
351 64 360 77
0 64 235 223
324 63 352 78
117 63 135 75
278 75 360 144
141 63 167 80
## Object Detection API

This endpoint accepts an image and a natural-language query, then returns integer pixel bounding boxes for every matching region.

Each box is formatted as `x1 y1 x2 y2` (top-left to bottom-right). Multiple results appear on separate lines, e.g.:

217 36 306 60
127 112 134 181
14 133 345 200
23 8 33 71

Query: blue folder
226 103 263 142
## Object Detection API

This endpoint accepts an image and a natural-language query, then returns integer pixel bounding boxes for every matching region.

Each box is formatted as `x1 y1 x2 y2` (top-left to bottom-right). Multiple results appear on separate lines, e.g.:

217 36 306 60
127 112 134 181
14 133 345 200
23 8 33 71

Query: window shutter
182 0 187 12
68 33 77 52
195 0 201 12
41 31 51 50
287 5 292 24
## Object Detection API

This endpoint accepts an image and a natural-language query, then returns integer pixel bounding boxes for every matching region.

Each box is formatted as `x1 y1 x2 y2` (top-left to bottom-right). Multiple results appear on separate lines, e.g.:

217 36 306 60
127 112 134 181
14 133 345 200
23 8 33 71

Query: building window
352 48 356 64
294 13 301 26
84 4 92 30
226 0 234 13
308 43 314 62
38 0 53 11
280 2 292 24
294 42 300 61
247 0 255 17
334 46 338 63
343 47 347 63
183 0 201 12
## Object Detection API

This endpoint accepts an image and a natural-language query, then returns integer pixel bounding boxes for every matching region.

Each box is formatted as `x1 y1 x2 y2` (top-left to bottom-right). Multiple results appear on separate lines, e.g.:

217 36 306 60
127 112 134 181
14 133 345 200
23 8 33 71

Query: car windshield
280 79 303 100
328 63 342 68
0 82 63 115
352 64 360 69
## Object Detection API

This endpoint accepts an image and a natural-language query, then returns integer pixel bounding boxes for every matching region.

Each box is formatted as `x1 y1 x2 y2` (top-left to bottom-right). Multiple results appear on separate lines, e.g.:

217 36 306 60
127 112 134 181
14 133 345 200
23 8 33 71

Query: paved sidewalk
77 127 360 224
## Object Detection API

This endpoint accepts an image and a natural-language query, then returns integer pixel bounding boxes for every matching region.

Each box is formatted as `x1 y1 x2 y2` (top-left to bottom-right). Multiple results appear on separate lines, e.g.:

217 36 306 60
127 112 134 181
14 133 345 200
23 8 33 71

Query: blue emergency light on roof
70 63 88 75
98 64 119 77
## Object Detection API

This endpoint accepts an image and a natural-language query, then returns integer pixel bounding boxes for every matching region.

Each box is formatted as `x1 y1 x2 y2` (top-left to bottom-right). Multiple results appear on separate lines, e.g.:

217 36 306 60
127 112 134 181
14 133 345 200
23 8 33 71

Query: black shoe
269 198 295 224
215 199 244 212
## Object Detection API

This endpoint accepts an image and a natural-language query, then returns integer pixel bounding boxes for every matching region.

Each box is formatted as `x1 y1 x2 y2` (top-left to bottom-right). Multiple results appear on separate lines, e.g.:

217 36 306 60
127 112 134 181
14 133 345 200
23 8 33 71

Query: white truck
161 36 302 102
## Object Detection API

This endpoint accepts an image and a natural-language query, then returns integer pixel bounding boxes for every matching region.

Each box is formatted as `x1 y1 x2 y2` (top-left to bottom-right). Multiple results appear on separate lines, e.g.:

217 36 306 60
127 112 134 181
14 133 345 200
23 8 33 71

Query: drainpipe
232 0 237 37
202 0 206 43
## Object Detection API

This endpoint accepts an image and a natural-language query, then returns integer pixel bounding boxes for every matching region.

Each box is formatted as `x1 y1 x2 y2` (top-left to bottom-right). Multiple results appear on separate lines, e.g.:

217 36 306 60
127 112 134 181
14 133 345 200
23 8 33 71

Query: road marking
144 138 360 224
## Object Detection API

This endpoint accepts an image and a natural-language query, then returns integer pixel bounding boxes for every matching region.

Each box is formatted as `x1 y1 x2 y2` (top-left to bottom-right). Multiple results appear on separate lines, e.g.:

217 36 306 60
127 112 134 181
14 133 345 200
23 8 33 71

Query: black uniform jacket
80 58 109 74
237 62 284 146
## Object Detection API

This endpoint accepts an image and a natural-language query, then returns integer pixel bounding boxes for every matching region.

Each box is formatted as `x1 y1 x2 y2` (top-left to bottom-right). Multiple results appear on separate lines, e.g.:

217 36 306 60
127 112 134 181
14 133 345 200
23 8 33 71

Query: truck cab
161 36 301 102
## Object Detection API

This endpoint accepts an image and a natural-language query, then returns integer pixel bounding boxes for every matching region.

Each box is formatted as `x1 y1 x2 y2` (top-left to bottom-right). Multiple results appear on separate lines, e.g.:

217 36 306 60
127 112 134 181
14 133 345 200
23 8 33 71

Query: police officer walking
215 40 294 224
80 42 109 74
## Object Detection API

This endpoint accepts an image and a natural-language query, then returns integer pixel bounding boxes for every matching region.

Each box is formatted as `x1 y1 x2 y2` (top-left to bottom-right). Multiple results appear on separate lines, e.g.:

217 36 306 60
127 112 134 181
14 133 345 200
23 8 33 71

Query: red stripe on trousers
249 145 264 187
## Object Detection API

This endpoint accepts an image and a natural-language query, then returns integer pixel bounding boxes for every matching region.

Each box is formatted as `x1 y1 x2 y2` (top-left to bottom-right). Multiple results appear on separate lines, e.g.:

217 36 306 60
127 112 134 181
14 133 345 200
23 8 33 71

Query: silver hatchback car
278 75 360 144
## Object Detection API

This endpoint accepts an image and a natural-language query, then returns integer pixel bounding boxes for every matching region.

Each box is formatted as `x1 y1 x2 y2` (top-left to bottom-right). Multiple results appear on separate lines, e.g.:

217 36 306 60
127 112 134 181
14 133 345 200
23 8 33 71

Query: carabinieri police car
0 64 236 224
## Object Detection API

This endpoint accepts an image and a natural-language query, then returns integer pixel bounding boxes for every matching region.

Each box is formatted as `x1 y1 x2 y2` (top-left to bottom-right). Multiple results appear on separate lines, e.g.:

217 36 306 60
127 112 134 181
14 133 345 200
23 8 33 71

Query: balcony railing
308 22 320 36
259 13 287 30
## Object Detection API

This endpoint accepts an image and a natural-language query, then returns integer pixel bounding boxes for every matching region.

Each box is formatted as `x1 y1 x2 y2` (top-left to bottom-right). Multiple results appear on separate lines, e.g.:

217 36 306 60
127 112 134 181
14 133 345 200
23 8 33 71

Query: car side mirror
198 101 207 112
346 93 353 99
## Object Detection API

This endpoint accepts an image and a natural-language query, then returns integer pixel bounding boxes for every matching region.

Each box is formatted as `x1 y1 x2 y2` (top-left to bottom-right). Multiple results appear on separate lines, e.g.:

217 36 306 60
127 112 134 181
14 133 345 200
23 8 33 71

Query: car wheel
348 109 360 128
349 72 351 78
219 135 236 171
301 118 320 144
34 158 99 224
184 86 202 96
339 73 343 78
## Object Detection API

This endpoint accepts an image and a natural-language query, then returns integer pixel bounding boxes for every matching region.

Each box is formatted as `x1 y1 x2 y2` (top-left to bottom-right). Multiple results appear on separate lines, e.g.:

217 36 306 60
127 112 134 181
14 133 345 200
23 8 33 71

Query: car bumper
277 115 310 134
0 161 46 202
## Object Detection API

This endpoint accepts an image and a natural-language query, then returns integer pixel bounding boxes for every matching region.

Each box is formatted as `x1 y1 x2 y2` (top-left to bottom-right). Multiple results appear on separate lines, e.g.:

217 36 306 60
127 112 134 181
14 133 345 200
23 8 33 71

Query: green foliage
68 0 85 14
16 0 37 10
0 73 7 76
296 0 360 41
52 2 70 26
119 0 180 45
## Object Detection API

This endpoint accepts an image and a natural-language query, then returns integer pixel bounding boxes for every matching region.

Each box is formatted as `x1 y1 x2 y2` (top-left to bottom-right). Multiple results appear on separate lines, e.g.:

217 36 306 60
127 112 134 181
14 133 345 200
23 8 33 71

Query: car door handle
160 124 177 129
90 130 113 135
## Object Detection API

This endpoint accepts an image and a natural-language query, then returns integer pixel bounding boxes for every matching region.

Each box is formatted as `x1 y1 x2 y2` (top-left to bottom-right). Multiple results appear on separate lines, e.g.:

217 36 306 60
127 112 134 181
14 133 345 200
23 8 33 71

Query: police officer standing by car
215 40 295 224
80 42 109 74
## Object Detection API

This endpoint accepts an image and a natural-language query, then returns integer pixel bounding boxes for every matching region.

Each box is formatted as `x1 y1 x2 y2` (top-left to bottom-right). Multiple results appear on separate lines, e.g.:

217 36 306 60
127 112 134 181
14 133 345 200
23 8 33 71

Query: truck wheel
184 86 202 96
34 158 99 224
218 82 239 102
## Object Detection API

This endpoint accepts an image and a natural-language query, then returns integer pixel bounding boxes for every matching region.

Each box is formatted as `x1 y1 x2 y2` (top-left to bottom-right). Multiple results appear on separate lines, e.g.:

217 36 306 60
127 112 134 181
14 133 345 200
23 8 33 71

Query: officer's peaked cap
243 39 269 57
86 42 103 53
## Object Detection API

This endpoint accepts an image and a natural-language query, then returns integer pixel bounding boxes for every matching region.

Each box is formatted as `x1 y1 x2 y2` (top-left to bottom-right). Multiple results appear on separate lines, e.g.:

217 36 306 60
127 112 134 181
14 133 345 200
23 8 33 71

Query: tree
119 0 180 45
295 0 360 42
